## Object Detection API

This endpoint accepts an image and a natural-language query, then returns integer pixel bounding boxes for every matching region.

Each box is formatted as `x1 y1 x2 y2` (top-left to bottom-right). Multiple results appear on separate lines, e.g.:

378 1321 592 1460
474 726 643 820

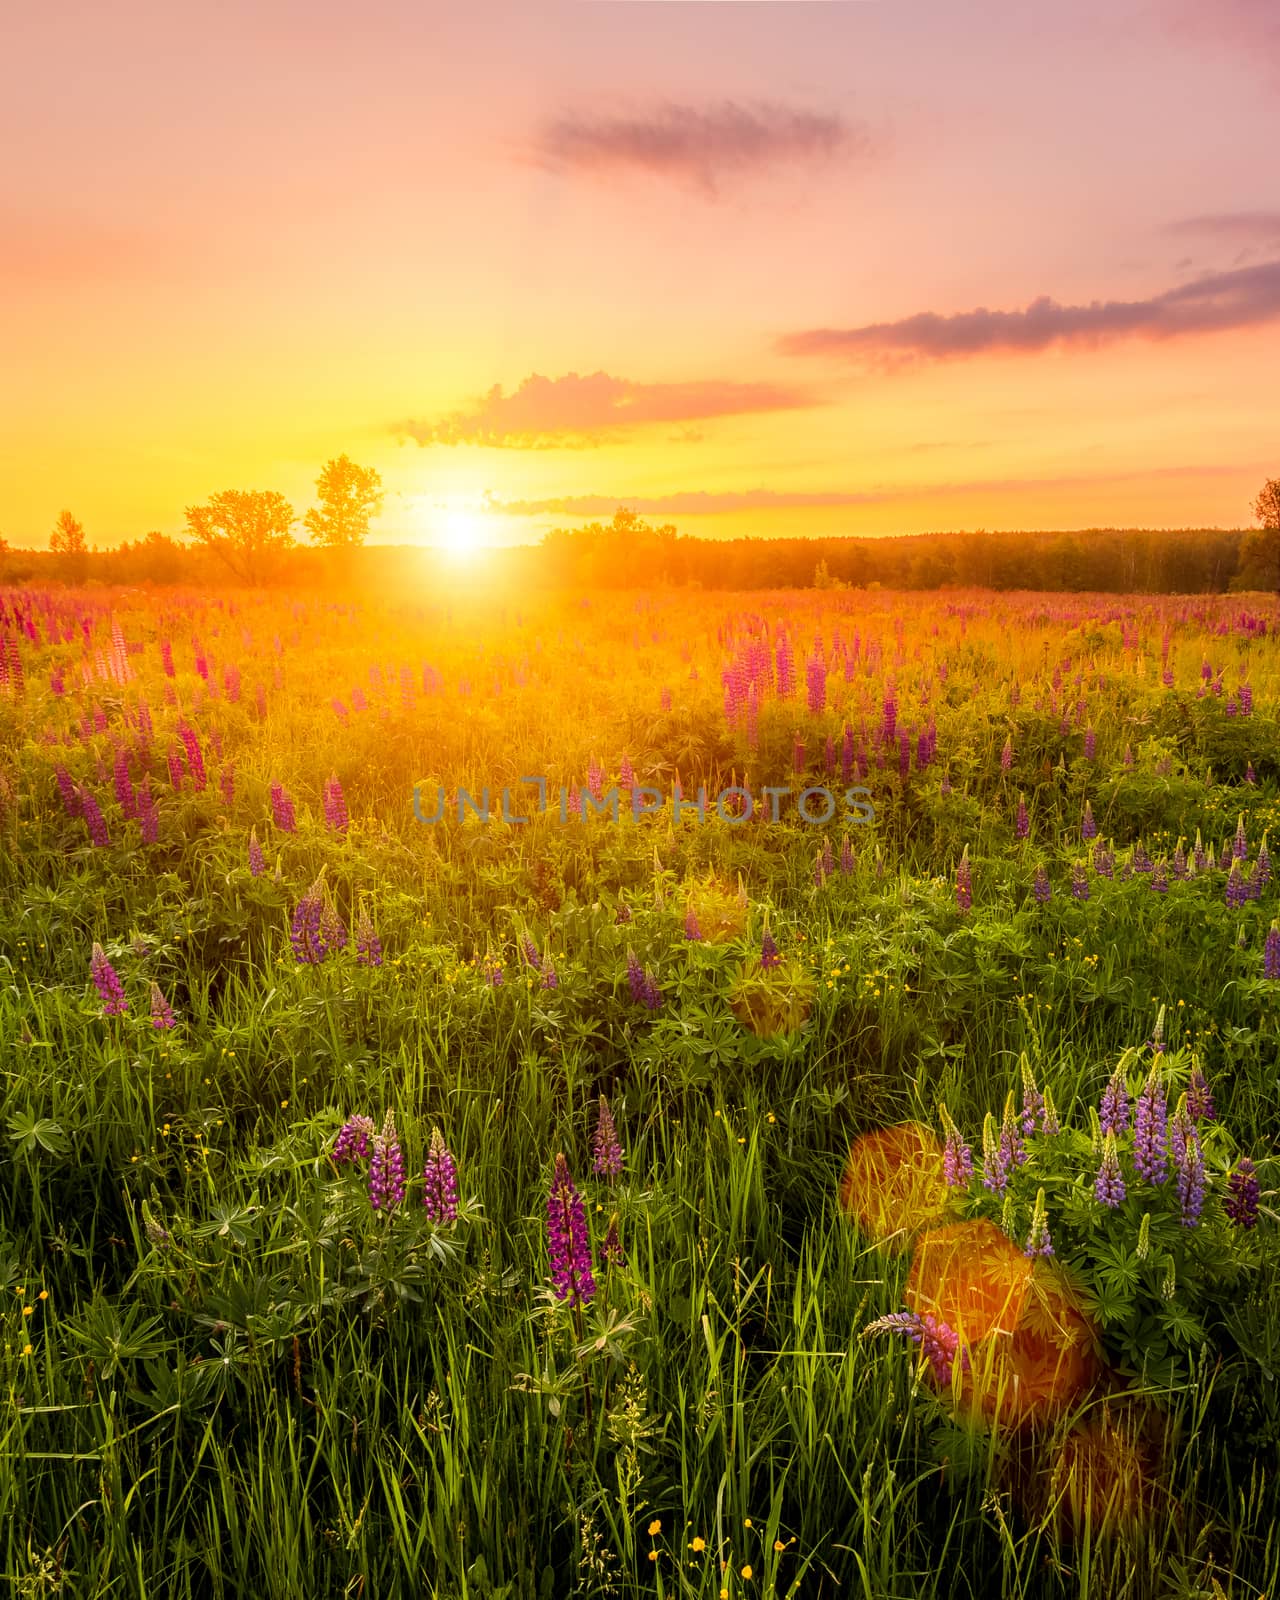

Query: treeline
0 519 1269 594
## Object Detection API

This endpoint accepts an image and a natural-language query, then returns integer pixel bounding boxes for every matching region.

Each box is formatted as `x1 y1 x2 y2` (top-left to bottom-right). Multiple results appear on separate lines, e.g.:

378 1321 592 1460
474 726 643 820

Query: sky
3 0 1280 550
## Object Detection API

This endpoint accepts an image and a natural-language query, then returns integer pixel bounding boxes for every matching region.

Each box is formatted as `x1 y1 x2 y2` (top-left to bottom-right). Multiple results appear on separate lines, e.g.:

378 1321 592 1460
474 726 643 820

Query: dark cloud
392 370 816 449
525 100 867 194
777 260 1280 366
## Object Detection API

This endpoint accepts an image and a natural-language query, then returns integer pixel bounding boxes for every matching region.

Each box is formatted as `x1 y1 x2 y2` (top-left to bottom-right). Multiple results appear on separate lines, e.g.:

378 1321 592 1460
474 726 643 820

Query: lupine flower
1223 1158 1260 1229
354 905 383 967
683 909 703 942
483 955 504 985
332 1114 374 1164
592 1094 623 1179
614 901 632 925
1186 1066 1215 1123
1234 813 1248 860
1093 840 1114 878
422 1126 459 1224
136 780 158 844
323 773 349 833
1240 683 1254 715
1172 842 1188 880
80 787 109 847
939 1105 973 1188
1040 1086 1060 1137
1015 795 1029 839
369 1111 406 1212
1226 859 1248 908
955 847 972 915
1000 735 1013 771
248 826 265 877
1193 831 1208 873
148 981 175 1030
999 1095 1026 1169
639 965 662 1010
1174 1126 1205 1227
1094 1132 1126 1208
1246 762 1257 784
981 1112 1008 1195
1033 866 1051 904
177 722 206 790
290 877 327 964
319 900 347 956
546 1153 596 1307
540 957 559 990
760 928 781 970
522 936 543 973
90 942 127 1016
1084 727 1096 760
625 949 648 1004
1023 1188 1054 1259
1133 1066 1168 1184
1099 1061 1130 1136
271 782 296 833
1020 1060 1044 1136
1257 838 1271 892
1266 921 1280 979
840 836 854 874
863 1310 969 1386
1071 864 1090 900
600 1212 625 1268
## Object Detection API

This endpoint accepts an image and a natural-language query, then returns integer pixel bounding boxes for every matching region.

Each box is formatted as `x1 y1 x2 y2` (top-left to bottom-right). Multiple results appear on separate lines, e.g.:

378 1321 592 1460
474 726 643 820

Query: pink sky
2 0 1279 548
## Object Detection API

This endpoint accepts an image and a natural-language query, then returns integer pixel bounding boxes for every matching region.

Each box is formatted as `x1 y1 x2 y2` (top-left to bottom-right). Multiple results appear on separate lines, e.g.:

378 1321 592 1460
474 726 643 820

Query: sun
440 506 481 558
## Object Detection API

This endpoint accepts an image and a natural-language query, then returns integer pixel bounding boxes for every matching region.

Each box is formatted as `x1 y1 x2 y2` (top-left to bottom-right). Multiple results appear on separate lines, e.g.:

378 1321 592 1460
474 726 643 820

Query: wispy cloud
525 100 867 194
393 370 816 449
1165 212 1280 241
777 260 1280 366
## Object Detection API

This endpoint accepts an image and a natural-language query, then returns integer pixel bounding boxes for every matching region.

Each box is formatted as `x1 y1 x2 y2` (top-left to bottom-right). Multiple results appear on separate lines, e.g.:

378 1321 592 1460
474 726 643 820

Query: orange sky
3 0 1280 549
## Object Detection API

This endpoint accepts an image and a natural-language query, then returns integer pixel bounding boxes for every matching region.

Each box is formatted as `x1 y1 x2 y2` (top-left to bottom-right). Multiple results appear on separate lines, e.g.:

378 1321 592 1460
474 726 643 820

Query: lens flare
839 1122 950 1252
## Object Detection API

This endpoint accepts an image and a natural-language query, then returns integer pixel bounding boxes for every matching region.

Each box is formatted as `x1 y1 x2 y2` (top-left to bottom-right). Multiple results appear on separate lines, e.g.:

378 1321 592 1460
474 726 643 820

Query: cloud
1165 212 1280 242
486 462 1248 519
1159 0 1280 62
525 100 867 194
777 260 1280 366
392 370 816 449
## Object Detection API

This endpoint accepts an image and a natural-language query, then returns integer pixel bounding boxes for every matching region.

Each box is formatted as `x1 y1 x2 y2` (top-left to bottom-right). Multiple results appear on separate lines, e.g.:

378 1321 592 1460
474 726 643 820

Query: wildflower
547 1153 596 1307
323 773 349 833
422 1127 459 1224
369 1111 406 1212
592 1095 623 1179
1020 1059 1044 1136
940 1106 973 1189
1093 840 1114 878
625 949 648 1004
600 1212 625 1268
1094 1132 1126 1208
1226 859 1248 908
1000 735 1013 771
955 847 972 915
1084 727 1096 760
90 942 127 1016
148 982 175 1030
1234 813 1248 859
354 905 383 967
863 1309 969 1385
332 1114 374 1164
840 835 854 873
1132 1065 1169 1185
1223 1157 1260 1229
80 787 110 847
177 722 206 790
1081 800 1097 840
1033 866 1051 904
270 781 296 833
1015 795 1029 839
1040 1086 1060 1136
684 909 703 942
1099 1061 1130 1136
760 928 781 969
1186 1065 1215 1122
248 826 265 877
1173 1125 1205 1227
522 936 543 973
1071 864 1090 900
290 877 327 964
1023 1187 1054 1259
981 1112 1008 1196
1266 921 1280 980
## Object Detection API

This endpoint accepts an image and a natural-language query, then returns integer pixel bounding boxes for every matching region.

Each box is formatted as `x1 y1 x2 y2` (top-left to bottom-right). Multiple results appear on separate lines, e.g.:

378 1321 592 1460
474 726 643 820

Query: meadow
0 581 1276 1600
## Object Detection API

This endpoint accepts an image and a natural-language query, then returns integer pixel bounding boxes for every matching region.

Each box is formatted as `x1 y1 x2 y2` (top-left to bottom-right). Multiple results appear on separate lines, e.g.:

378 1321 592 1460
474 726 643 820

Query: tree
184 489 295 584
50 510 89 583
1236 478 1280 595
303 455 383 549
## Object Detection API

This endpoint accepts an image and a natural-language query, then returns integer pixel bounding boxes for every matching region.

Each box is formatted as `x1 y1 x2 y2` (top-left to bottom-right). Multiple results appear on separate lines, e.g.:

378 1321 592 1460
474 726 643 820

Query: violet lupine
760 928 781 970
1071 864 1090 900
806 651 827 714
1246 762 1257 784
683 910 704 942
1257 839 1271 891
177 722 206 790
546 1153 596 1307
1151 861 1169 894
592 1095 623 1179
137 780 158 844
1084 727 1096 760
1032 866 1051 904
600 1213 625 1269
483 956 504 986
981 1113 1008 1196
113 747 136 818
319 901 347 956
90 942 128 1016
148 981 175 1030
1226 859 1248 908
1099 1061 1131 1136
540 958 559 991
1265 922 1280 980
1174 1125 1205 1227
248 826 265 877
332 1114 375 1164
1240 683 1254 715
166 746 184 790
1193 831 1208 873
1093 840 1114 878
1094 1132 1126 1208
1234 814 1248 860
1133 1067 1169 1184
939 1106 973 1188
955 847 972 915
323 774 349 833
54 765 80 817
840 836 854 874
1186 1066 1215 1123
1223 1158 1260 1229
369 1111 407 1213
290 878 327 964
219 763 235 809
864 1311 969 1386
354 905 383 967
1020 1060 1044 1137
1015 796 1029 840
1000 735 1013 772
270 782 296 833
999 1096 1026 1170
1081 800 1097 841
1023 1188 1054 1260
522 936 543 974
1172 842 1188 880
422 1127 459 1224
80 788 109 847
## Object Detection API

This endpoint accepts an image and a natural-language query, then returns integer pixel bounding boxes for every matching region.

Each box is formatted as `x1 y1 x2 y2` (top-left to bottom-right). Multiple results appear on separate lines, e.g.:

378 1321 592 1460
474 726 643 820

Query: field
0 582 1277 1600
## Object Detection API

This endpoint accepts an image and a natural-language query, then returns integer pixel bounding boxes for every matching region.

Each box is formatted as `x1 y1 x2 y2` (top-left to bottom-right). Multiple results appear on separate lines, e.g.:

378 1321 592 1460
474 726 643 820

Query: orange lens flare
839 1122 950 1251
962 1261 1103 1425
904 1218 1032 1341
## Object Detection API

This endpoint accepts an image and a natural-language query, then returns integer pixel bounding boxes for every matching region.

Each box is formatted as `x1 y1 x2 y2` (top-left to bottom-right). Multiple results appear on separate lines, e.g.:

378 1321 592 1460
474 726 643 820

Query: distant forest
1 519 1274 595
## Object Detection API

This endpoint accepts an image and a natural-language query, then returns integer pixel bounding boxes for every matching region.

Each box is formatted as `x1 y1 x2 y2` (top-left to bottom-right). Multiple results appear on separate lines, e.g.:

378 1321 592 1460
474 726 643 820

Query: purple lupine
369 1111 406 1213
270 782 296 833
1099 1062 1130 1136
1174 1126 1205 1227
1172 842 1188 880
332 1114 375 1164
1266 922 1280 979
639 966 662 1011
54 765 81 817
813 849 827 889
840 836 854 874
999 1098 1026 1170
248 827 265 877
290 878 327 964
614 901 631 926
137 780 158 844
625 949 648 1004
1015 796 1029 840
546 1153 596 1307
1080 800 1097 841
323 774 349 833
483 955 504 986
1240 683 1254 715
422 1127 459 1224
90 942 128 1016
1246 762 1257 784
1071 864 1090 900
864 1310 969 1386
1186 1066 1215 1123
166 745 184 791
148 981 175 1030
1223 1158 1260 1229
177 722 206 790
684 910 703 942
1094 1132 1126 1208
1193 832 1208 873
1226 860 1248 908
1033 866 1051 904
113 747 136 818
1234 814 1248 860
80 788 109 847
1150 861 1169 894
319 900 347 957
1021 1061 1044 1137
600 1213 625 1269
806 651 827 714
1084 727 1096 761
1023 1190 1054 1260
955 848 972 915
540 957 559 990
760 928 781 970
1257 840 1271 892
1132 1067 1169 1184
1093 840 1114 878
940 1108 973 1188
1000 735 1013 772
592 1094 623 1179
981 1114 1008 1196
219 763 235 809
354 906 383 967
